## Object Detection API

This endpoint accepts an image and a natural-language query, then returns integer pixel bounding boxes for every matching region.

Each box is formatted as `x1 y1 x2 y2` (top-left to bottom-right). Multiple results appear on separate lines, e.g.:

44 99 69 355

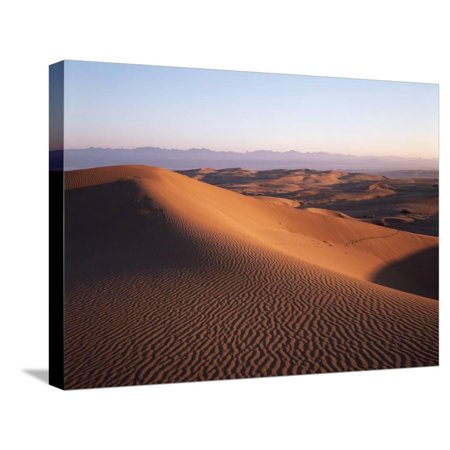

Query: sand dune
180 167 439 236
64 165 438 389
303 207 353 219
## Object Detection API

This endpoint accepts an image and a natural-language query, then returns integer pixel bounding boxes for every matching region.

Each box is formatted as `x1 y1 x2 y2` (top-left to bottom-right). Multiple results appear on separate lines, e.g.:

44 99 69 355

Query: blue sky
64 60 438 158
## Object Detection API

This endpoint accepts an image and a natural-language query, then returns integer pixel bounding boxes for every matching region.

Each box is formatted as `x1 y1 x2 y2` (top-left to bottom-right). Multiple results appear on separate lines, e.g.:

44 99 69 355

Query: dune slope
63 165 438 389
180 167 439 236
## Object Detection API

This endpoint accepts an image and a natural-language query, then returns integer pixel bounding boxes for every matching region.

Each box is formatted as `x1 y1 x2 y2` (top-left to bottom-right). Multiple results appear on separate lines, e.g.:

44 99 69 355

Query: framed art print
49 60 438 390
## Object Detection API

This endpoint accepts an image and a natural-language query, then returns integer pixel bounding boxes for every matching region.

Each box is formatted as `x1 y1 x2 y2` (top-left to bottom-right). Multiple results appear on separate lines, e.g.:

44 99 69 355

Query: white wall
1 1 448 448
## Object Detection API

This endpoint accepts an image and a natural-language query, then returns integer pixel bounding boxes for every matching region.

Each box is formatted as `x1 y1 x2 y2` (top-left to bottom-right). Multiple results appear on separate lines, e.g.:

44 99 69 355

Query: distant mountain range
50 147 439 172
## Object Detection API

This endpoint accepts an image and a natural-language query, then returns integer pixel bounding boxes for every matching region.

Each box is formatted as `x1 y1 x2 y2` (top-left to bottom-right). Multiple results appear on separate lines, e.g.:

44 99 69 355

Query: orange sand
63 166 438 389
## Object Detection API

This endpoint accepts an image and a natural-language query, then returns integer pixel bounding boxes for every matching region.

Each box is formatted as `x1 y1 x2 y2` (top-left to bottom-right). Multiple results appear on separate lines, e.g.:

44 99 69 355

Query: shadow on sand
372 245 438 299
64 180 205 287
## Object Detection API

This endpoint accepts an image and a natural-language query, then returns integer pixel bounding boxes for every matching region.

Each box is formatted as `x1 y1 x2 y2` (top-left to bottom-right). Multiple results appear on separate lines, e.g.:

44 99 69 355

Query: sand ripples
63 166 438 389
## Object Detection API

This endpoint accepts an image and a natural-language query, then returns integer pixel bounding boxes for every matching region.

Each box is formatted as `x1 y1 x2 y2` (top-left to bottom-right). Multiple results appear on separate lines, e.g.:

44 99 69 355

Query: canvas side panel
49 61 65 389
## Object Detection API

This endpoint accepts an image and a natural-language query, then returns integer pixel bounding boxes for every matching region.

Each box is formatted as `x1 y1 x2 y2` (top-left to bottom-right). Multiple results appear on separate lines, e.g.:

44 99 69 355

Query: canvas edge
49 61 65 389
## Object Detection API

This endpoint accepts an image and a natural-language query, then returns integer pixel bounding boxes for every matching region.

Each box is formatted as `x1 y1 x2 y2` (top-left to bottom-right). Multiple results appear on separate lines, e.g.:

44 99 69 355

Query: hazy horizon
53 146 439 172
62 61 439 159
60 145 439 161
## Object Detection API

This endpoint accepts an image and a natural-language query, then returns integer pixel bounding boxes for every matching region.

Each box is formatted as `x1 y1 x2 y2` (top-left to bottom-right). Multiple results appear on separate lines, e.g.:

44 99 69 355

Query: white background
1 1 448 448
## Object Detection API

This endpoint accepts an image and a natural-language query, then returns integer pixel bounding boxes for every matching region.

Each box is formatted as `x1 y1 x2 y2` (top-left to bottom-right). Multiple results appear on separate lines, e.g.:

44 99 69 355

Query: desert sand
63 165 438 389
180 168 439 236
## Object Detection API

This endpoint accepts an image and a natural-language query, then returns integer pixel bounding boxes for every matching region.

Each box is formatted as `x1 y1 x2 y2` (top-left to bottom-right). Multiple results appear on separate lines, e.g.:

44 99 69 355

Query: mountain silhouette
50 147 438 172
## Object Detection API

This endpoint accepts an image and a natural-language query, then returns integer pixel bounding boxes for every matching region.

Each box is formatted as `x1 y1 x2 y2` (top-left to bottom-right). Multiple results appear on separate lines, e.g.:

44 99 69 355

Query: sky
63 60 439 158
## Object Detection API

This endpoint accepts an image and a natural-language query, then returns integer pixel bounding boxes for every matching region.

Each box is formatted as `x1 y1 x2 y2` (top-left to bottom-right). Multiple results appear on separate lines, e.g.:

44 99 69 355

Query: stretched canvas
49 60 439 390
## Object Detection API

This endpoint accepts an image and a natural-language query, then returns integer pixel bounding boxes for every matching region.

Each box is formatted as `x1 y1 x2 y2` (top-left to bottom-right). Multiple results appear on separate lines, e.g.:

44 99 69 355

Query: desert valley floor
63 165 438 389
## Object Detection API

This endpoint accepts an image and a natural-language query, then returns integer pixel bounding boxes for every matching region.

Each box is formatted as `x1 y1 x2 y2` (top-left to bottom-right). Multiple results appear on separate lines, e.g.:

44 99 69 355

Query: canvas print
49 60 438 390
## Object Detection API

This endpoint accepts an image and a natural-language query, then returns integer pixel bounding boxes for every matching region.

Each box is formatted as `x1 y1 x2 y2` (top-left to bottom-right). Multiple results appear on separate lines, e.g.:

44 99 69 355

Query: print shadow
23 369 49 384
